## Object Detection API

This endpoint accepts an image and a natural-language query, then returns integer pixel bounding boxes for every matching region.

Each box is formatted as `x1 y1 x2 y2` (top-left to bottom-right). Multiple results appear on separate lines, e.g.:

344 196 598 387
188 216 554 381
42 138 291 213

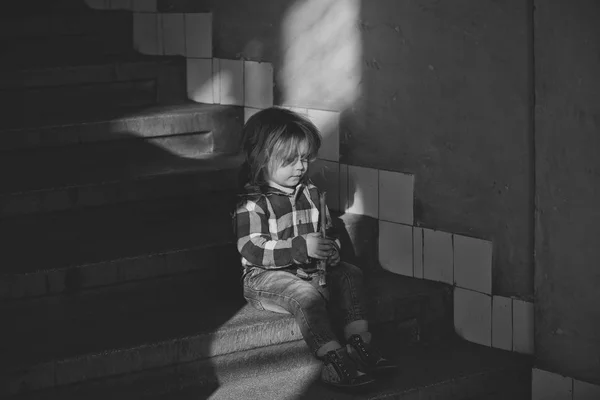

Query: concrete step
0 205 376 301
158 339 531 400
2 33 133 68
0 11 131 39
0 141 244 218
0 103 243 151
0 194 238 300
0 57 187 127
4 1 97 16
0 269 454 397
0 55 181 89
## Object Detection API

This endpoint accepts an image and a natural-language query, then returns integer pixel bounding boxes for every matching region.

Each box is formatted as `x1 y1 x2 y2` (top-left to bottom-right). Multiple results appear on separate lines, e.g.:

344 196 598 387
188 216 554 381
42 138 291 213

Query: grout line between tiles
412 225 415 278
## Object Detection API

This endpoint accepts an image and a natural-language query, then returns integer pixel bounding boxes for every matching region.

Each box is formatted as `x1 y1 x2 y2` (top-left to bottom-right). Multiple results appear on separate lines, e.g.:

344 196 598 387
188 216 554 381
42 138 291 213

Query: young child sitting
234 107 395 389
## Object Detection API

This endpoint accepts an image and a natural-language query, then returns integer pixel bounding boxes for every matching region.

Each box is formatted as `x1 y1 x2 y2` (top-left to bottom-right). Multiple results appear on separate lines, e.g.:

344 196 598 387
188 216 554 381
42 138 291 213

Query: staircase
0 3 532 399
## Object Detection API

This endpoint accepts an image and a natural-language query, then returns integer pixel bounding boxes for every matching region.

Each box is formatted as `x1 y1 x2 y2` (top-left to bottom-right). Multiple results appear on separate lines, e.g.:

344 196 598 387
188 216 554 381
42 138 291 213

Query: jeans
243 261 367 355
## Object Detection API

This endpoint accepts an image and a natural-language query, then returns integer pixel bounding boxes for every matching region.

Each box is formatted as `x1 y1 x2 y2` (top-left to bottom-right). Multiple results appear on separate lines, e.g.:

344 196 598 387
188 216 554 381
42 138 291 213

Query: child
234 107 395 389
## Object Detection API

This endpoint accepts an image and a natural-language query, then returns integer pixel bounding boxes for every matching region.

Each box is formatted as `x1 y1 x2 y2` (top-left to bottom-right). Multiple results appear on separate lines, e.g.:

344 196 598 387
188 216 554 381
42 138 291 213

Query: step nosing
3 166 231 196
0 104 235 132
1 242 234 278
3 317 297 373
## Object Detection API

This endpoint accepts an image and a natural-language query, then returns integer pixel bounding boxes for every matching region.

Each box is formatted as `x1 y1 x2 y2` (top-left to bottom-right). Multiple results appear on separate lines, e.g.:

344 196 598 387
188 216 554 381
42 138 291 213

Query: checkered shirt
235 181 340 270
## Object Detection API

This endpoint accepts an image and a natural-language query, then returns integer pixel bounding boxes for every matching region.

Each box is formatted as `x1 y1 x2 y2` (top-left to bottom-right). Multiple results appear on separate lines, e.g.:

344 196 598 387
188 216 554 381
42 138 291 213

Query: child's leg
326 261 369 337
327 262 397 373
243 268 340 356
244 267 374 388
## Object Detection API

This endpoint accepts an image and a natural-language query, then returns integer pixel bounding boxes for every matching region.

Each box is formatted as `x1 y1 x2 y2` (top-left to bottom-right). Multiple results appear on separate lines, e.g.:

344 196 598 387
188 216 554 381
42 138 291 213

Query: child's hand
306 233 335 259
328 244 340 266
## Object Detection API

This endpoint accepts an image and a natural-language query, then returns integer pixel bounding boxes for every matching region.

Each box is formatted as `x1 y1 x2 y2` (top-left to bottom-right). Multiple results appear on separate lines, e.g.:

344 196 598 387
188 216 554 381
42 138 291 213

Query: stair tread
0 52 178 74
0 102 229 132
187 339 531 400
0 194 235 275
0 270 447 373
26 339 530 400
0 142 243 196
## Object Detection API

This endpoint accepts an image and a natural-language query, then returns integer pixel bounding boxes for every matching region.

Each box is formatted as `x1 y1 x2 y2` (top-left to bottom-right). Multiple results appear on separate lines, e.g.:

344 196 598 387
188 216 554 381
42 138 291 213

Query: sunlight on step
280 0 362 111
207 364 320 400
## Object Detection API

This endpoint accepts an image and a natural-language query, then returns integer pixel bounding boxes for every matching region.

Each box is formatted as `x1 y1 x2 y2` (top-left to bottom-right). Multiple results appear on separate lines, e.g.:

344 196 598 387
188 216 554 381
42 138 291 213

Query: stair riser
4 2 108 16
1 286 443 396
1 81 158 128
0 12 131 39
0 168 238 218
7 342 531 400
3 35 132 66
0 106 243 152
1 60 184 90
0 243 238 300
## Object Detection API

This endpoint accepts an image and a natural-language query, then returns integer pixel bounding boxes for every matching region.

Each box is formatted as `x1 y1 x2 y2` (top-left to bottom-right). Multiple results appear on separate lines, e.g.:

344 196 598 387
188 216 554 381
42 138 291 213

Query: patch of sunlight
280 0 362 110
346 180 363 215
109 70 238 159
207 364 321 400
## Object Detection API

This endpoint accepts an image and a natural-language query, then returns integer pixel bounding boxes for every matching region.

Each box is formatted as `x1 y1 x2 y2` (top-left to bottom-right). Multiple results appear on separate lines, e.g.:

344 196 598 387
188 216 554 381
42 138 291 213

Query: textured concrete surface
161 0 534 298
6 337 531 399
0 56 188 127
154 339 532 400
0 270 451 396
0 147 243 217
0 103 243 152
343 0 532 298
534 0 600 385
0 194 236 298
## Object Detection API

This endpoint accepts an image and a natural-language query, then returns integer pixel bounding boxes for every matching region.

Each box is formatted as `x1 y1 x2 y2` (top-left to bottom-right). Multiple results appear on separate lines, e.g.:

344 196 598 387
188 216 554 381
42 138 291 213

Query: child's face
268 156 310 188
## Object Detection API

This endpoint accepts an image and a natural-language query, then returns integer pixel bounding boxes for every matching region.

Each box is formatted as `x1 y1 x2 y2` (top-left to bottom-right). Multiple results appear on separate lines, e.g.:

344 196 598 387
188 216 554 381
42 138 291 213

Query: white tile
307 109 339 162
85 0 109 9
185 13 212 58
532 369 572 400
308 159 340 211
133 13 159 55
454 287 492 346
423 229 453 284
186 58 214 104
513 299 534 354
574 379 600 400
339 164 349 211
379 221 413 277
132 0 156 12
492 296 512 351
110 0 132 10
244 107 261 123
379 170 414 225
244 61 274 109
454 234 492 294
346 165 378 218
413 227 423 278
161 13 185 56
219 59 244 106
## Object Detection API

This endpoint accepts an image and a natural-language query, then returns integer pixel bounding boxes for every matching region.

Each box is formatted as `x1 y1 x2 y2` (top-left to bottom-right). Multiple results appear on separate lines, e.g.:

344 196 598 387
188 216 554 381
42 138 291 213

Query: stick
318 192 327 287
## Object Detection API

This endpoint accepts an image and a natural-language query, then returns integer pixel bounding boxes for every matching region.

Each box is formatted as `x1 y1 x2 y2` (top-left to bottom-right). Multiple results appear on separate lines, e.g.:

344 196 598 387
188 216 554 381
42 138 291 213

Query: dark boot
346 334 397 374
319 347 375 389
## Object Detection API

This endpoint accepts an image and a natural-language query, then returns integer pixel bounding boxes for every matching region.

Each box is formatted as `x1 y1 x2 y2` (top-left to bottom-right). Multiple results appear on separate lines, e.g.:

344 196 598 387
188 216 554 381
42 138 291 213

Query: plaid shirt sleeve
235 197 309 269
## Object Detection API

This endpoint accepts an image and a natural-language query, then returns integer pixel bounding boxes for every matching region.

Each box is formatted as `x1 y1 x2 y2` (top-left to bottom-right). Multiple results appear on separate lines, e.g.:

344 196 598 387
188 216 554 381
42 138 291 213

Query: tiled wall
84 1 600 395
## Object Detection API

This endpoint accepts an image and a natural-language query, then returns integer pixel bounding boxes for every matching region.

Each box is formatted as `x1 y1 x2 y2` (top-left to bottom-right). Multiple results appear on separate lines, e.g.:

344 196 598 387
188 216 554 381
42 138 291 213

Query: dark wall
160 0 534 298
534 0 600 384
343 0 533 297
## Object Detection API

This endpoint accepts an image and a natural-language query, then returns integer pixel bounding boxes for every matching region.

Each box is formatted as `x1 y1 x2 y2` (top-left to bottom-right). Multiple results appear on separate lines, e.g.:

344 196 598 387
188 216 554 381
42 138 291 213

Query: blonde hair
239 107 321 192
